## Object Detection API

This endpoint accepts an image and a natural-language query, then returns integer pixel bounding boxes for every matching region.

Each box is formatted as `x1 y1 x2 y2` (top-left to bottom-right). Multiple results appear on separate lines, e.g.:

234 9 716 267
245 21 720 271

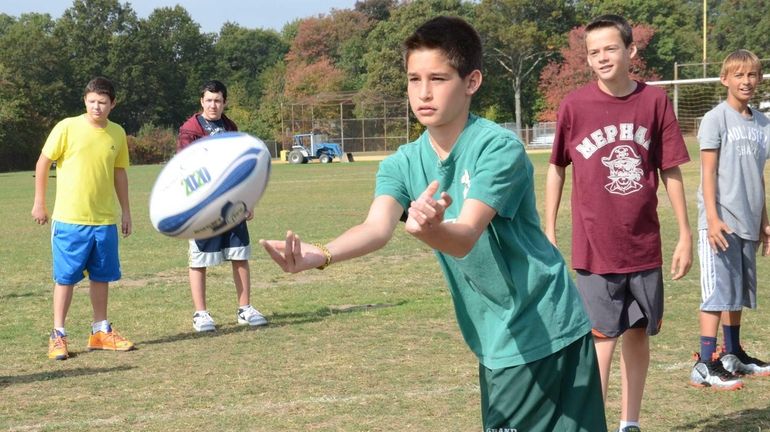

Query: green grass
2 140 770 431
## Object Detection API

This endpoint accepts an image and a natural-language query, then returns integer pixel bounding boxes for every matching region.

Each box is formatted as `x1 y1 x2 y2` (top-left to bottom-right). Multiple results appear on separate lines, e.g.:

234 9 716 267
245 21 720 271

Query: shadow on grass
140 301 407 347
673 407 770 431
0 365 136 387
0 291 42 301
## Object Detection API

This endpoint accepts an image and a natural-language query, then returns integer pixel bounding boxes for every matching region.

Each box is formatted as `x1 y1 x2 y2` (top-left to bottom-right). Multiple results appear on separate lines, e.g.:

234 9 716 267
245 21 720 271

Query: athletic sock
53 327 66 337
92 320 110 334
723 324 741 354
620 420 640 429
700 336 718 362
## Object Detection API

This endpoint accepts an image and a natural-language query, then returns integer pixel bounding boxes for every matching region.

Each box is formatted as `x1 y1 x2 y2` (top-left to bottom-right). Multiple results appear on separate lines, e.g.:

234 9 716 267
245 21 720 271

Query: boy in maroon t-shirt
544 14 692 432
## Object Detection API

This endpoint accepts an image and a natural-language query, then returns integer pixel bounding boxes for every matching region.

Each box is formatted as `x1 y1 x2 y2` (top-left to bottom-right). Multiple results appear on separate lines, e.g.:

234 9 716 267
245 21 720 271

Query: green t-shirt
376 115 591 369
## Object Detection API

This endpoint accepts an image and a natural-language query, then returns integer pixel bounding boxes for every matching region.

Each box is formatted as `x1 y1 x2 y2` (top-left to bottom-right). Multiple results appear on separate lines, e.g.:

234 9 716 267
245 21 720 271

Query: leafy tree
711 0 770 61
285 57 346 98
0 13 70 169
538 24 659 121
476 0 578 132
53 0 139 113
355 0 397 21
283 9 373 96
113 6 215 132
362 0 473 99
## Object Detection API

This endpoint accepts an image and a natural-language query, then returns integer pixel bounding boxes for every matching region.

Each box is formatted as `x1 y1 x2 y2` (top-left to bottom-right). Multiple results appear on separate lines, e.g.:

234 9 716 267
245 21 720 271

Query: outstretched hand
260 231 326 273
405 181 452 236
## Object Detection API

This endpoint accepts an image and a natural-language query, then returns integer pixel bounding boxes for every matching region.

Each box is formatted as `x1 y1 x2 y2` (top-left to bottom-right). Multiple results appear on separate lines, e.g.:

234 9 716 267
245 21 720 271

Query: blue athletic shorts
51 221 121 285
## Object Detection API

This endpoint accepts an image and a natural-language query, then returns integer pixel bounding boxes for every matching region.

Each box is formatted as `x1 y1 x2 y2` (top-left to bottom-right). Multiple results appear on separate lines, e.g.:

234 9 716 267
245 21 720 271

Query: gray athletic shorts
698 229 757 311
575 268 664 338
188 221 251 268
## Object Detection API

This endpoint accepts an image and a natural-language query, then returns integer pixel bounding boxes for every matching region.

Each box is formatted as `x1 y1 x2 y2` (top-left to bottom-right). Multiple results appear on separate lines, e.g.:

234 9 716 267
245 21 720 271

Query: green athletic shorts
479 332 606 432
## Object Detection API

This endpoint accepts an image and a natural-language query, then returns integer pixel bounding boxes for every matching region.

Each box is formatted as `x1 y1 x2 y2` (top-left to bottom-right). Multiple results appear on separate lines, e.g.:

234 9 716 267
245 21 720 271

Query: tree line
1 0 767 171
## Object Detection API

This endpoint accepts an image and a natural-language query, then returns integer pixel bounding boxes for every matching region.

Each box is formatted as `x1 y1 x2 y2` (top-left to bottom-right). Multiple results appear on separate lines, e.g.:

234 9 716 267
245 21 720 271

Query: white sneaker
237 305 267 327
192 311 216 332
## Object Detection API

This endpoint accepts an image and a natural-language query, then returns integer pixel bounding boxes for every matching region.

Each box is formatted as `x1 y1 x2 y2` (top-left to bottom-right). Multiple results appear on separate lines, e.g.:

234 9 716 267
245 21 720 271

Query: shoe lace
103 329 128 346
708 360 738 380
51 334 66 350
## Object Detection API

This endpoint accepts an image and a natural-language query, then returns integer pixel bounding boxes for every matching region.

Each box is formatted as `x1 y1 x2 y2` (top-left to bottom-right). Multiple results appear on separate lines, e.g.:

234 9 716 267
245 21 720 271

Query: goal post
647 74 770 135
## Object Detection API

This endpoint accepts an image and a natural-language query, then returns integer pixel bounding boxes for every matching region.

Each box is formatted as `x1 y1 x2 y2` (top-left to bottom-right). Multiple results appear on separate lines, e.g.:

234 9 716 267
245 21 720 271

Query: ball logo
182 167 212 196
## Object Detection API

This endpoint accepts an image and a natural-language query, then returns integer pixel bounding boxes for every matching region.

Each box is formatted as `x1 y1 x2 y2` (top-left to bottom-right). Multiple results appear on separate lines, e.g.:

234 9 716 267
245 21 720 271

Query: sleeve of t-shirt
41 119 69 161
466 134 530 220
697 109 722 151
549 100 572 167
115 131 129 169
374 151 410 212
658 93 690 170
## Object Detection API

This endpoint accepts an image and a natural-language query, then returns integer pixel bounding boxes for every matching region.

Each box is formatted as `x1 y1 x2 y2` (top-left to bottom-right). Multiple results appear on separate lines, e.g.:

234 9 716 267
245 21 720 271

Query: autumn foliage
538 24 660 121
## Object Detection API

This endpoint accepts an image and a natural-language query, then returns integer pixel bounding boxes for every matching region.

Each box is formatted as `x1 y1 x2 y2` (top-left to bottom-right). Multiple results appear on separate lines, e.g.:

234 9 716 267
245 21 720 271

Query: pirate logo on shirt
601 145 643 195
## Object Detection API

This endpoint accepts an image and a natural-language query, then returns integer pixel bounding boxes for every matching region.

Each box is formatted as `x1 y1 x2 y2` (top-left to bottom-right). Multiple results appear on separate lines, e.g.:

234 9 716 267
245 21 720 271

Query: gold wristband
314 243 332 270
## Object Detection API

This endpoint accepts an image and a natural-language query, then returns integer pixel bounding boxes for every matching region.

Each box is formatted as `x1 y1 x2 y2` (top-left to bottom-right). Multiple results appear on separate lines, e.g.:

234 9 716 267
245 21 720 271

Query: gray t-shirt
697 101 770 240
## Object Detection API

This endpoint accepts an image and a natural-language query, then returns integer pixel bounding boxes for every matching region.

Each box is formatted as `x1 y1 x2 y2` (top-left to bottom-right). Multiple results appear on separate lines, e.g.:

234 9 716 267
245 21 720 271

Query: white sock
92 320 110 333
620 420 640 430
54 327 66 337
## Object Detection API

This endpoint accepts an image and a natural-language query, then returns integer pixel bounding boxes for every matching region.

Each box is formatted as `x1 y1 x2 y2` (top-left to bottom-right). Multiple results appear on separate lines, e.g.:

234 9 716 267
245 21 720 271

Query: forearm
114 168 131 214
33 155 52 206
544 164 566 239
410 221 482 257
661 167 692 238
700 150 721 224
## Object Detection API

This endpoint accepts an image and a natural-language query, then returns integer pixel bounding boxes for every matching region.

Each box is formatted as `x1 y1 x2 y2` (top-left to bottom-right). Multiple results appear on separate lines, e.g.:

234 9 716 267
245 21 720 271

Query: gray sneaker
192 311 216 332
690 353 743 390
237 305 267 327
720 348 770 377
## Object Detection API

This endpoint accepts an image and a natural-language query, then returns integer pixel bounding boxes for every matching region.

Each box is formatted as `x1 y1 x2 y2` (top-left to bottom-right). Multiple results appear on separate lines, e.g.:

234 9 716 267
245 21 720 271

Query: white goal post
648 74 770 134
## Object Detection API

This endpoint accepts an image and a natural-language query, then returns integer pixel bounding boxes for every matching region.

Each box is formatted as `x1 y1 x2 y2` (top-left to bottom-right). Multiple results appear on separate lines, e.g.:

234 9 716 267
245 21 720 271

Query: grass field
2 139 770 431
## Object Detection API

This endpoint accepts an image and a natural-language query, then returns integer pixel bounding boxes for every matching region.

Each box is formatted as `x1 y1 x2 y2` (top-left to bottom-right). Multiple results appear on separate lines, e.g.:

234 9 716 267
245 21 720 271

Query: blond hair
720 49 762 78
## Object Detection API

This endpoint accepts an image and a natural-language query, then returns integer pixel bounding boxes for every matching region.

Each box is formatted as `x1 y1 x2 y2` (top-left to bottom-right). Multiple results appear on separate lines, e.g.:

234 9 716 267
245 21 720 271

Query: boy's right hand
707 219 732 252
260 231 326 273
31 204 49 225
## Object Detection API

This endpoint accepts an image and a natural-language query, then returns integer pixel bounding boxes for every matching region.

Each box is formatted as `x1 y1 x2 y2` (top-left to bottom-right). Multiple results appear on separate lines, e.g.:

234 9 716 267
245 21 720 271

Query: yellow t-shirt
42 114 129 225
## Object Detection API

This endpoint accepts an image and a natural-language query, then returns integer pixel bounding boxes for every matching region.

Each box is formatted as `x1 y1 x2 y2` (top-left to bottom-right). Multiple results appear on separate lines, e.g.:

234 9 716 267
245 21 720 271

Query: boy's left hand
670 235 692 280
405 181 452 236
121 213 132 237
762 225 770 256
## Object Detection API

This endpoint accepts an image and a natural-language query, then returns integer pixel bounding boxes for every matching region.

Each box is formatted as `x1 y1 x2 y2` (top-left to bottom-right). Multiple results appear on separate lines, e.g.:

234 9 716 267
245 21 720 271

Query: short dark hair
403 16 482 78
84 77 116 102
585 14 633 48
200 80 228 101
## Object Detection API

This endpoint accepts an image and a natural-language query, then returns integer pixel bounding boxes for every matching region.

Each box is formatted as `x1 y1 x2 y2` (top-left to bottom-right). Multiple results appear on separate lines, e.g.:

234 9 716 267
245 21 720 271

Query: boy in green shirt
261 16 605 431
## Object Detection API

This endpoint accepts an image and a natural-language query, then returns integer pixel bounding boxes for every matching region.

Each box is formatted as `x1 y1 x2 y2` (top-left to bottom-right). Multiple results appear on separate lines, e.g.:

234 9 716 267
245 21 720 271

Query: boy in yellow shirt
32 77 135 360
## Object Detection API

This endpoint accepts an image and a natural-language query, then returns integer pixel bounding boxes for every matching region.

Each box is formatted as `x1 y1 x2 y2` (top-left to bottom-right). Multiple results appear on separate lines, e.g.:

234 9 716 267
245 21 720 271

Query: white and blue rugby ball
149 132 271 239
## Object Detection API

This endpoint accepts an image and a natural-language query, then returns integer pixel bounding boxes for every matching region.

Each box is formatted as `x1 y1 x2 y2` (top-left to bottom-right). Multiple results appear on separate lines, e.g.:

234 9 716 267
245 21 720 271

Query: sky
0 0 360 33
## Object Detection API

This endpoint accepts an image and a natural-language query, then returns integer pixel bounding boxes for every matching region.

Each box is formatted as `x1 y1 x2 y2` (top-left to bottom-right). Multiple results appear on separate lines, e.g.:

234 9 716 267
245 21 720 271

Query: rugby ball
149 132 271 239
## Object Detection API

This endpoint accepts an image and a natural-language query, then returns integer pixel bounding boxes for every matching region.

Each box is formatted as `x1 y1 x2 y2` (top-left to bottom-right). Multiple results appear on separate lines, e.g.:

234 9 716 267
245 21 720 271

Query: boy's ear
628 42 638 60
466 69 482 95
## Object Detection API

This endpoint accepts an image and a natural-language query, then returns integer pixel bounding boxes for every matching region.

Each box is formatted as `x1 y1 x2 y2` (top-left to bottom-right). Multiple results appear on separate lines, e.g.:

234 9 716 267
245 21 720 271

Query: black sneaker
720 347 770 377
690 353 744 390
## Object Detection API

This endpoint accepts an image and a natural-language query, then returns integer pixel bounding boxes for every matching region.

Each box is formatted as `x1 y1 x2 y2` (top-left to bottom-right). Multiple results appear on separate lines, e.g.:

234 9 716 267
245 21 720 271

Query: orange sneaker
87 327 135 351
48 330 69 360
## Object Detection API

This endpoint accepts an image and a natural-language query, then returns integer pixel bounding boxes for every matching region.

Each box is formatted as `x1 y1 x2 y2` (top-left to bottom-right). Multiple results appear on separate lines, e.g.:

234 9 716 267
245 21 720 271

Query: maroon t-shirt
550 81 689 274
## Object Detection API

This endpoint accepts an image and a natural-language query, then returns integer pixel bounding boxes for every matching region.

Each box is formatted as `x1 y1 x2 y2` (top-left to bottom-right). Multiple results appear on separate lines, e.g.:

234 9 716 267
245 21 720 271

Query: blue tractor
287 133 343 164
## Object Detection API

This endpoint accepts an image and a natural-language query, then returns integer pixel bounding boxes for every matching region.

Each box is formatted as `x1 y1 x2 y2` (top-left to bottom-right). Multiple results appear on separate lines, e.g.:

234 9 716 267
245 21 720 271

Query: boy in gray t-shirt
691 49 770 390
